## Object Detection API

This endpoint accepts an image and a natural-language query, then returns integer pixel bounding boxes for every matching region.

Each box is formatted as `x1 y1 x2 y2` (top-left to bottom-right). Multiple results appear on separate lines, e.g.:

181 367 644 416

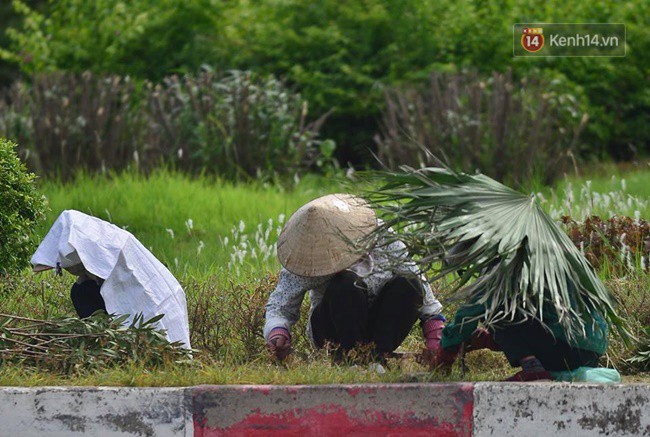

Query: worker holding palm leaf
371 166 625 382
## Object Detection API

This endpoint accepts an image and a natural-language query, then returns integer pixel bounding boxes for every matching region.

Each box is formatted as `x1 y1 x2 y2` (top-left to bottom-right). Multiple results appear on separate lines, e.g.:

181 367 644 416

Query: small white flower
185 219 194 233
166 228 175 239
197 240 205 255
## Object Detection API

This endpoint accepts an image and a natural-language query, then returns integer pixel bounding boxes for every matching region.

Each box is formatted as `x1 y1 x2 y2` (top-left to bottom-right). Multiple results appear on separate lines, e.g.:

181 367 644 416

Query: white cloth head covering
31 210 191 349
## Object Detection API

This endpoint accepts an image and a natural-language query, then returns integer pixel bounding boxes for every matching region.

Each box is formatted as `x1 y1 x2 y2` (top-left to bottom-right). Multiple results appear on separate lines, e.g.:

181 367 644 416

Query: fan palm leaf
369 165 628 341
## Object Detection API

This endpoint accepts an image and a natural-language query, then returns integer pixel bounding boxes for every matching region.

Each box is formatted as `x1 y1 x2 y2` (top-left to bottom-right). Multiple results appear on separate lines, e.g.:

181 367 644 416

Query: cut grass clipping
0 312 192 374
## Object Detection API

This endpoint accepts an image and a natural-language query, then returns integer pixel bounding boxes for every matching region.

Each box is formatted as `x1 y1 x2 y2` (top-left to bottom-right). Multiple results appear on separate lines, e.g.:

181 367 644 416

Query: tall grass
0 71 329 180
376 70 587 186
0 167 646 383
539 169 650 220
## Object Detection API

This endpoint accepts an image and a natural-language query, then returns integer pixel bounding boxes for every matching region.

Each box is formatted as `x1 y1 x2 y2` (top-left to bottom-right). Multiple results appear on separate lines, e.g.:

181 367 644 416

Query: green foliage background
1 0 648 161
0 138 45 273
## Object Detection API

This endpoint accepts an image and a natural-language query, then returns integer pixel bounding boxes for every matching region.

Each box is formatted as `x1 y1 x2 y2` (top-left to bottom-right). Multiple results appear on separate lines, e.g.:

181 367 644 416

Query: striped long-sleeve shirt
264 238 443 344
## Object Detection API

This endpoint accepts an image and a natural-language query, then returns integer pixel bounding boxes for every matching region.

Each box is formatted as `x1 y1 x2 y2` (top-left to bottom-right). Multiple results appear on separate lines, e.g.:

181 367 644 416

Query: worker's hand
422 317 445 351
420 346 459 371
266 327 292 360
465 327 501 352
421 317 457 371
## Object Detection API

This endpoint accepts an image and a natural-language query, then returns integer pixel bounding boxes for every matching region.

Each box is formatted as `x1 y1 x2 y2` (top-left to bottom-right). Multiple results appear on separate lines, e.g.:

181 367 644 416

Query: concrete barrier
0 387 192 436
473 383 650 437
1 383 649 436
192 384 474 436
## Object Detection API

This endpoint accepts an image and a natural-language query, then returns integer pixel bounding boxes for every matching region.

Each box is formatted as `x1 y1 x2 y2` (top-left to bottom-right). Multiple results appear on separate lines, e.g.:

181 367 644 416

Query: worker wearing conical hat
264 194 445 362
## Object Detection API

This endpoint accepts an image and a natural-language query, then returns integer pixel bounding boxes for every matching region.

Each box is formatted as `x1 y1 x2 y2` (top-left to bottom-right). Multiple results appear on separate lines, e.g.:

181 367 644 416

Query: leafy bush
145 71 330 179
0 137 45 273
4 0 649 163
0 71 330 180
0 312 192 374
0 0 216 81
375 70 587 186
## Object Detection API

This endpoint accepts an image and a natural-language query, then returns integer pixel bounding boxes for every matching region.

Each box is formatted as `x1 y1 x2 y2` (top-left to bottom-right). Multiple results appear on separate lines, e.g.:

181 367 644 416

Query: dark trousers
493 318 600 371
70 279 107 319
310 271 423 355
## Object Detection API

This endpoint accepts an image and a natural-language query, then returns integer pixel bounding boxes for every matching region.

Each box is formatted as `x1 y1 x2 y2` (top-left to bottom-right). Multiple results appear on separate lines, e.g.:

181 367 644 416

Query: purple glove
266 327 291 360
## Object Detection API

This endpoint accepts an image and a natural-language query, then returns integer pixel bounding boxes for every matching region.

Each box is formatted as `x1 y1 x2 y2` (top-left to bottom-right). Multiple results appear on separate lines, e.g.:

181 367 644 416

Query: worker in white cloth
264 194 445 362
31 210 191 350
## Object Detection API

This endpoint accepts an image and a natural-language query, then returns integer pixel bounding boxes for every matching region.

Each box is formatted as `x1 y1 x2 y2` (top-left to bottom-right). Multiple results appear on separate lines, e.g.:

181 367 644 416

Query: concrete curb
0 387 192 436
1 383 648 436
473 382 650 436
193 384 473 436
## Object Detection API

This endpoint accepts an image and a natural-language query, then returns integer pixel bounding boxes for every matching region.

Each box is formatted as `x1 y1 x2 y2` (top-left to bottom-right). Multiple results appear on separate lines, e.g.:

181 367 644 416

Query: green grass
1 164 648 386
37 170 343 277
36 162 650 280
536 160 650 219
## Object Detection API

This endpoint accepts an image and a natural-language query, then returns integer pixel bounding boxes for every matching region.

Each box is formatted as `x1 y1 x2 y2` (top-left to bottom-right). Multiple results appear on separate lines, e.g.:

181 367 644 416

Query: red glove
423 318 444 351
421 317 458 370
267 327 291 360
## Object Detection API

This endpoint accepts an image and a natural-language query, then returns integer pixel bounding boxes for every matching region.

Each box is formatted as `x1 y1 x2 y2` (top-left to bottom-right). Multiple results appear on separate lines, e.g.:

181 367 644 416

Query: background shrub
144 71 330 179
0 137 45 273
0 71 330 180
376 70 588 186
2 0 648 165
0 73 143 178
0 0 216 81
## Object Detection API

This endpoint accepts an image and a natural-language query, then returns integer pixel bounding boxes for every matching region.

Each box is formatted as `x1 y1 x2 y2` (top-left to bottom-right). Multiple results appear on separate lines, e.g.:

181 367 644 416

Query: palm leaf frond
369 166 628 341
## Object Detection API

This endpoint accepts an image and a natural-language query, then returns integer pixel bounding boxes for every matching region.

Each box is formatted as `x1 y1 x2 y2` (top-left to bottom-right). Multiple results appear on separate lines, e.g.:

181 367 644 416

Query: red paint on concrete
195 404 468 437
193 384 473 437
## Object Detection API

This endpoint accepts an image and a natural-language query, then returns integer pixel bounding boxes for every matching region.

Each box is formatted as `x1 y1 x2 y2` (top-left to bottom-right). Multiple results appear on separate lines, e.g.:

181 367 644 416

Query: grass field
36 163 650 278
1 162 648 385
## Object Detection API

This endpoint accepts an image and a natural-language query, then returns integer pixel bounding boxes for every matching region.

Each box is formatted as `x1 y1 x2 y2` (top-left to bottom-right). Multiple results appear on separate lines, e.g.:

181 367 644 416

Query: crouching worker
264 194 445 363
31 210 192 350
432 242 614 382
65 263 107 318
433 300 610 382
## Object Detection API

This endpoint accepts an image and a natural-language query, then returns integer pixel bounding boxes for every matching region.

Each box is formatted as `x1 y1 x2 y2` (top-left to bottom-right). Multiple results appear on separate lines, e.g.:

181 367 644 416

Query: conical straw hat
277 193 377 277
